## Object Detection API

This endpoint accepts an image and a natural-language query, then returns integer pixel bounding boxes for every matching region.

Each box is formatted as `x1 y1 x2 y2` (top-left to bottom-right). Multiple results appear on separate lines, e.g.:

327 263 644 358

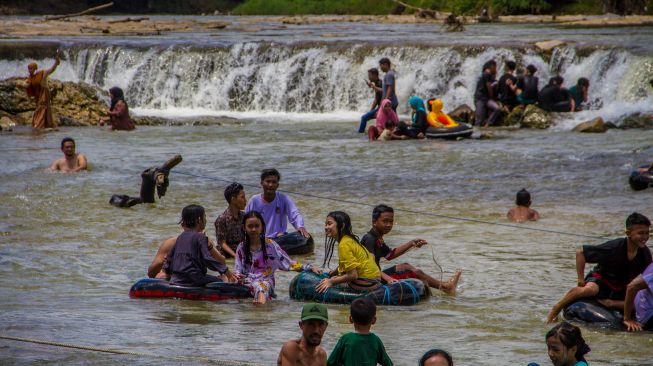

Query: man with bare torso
49 137 87 172
278 304 329 366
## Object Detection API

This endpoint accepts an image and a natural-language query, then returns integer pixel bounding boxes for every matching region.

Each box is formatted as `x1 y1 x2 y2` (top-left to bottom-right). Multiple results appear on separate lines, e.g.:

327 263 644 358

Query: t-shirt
373 79 383 106
245 193 304 238
635 262 653 325
163 231 228 287
360 229 393 267
327 332 393 366
538 85 572 111
568 85 584 109
337 235 381 279
497 74 518 106
516 75 539 100
583 238 652 290
382 70 398 107
474 71 495 102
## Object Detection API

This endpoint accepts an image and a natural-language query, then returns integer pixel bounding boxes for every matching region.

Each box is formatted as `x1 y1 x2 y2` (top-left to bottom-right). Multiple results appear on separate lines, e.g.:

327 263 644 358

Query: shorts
382 266 417 281
585 271 625 300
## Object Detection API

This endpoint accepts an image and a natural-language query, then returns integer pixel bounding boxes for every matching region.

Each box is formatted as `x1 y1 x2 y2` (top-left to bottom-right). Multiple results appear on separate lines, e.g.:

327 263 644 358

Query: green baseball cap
301 303 328 322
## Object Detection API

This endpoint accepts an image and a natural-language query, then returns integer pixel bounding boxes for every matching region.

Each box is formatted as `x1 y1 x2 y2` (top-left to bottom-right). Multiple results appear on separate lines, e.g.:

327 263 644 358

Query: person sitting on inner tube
316 211 382 293
159 205 237 287
629 162 653 191
360 204 461 295
528 322 591 366
234 211 321 305
545 212 651 324
426 99 459 129
394 96 428 140
623 261 653 331
368 98 399 141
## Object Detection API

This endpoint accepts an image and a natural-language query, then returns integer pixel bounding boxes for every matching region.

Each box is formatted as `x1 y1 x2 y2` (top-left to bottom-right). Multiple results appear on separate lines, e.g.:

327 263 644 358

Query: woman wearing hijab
395 96 428 139
20 52 60 129
368 98 399 141
100 87 135 131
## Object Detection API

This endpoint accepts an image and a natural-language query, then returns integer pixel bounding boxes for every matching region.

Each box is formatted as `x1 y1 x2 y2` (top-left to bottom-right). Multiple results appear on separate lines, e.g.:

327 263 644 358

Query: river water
1 17 653 366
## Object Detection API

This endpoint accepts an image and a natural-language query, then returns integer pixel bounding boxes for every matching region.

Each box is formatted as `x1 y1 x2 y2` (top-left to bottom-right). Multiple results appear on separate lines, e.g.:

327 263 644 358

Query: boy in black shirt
546 212 652 323
360 205 461 295
497 60 518 111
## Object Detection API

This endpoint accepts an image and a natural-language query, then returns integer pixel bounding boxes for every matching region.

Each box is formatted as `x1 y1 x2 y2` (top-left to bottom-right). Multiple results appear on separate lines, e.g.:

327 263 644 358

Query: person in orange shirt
19 52 61 129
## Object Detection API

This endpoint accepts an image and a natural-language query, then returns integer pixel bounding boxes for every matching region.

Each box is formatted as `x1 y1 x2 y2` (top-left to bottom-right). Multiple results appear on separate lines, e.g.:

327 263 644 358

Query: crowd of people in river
358 57 591 138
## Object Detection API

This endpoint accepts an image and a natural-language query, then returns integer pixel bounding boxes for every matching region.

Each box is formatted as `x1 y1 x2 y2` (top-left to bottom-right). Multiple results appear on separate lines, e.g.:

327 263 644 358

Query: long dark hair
546 322 591 363
179 204 205 228
109 86 126 111
323 211 365 268
241 211 268 271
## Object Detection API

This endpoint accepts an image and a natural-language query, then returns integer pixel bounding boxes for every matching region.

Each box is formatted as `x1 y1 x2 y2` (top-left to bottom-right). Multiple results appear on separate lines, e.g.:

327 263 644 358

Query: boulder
572 117 607 133
498 104 524 126
448 104 474 124
520 104 552 129
0 116 15 131
619 113 653 129
0 77 107 126
535 40 566 52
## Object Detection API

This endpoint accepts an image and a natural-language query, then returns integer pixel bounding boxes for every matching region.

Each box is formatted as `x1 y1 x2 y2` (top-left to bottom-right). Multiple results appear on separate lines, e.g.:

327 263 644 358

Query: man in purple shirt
623 262 653 331
245 169 312 251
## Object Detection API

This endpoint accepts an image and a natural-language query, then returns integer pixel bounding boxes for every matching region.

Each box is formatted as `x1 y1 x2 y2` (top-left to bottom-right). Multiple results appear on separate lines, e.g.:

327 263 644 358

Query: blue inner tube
563 300 624 330
289 271 428 306
425 123 473 139
129 278 252 301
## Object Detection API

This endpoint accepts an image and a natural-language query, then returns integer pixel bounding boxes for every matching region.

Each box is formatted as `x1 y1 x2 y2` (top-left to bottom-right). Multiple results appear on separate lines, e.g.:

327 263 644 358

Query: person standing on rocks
19 51 60 129
474 60 501 127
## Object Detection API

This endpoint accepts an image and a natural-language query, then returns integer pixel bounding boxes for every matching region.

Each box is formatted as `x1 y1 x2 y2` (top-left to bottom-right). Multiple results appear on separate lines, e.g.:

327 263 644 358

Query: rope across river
172 170 612 241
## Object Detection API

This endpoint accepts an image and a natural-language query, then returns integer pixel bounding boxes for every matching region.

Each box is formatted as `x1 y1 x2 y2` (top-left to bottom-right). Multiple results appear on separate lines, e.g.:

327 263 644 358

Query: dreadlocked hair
241 211 269 271
322 211 366 269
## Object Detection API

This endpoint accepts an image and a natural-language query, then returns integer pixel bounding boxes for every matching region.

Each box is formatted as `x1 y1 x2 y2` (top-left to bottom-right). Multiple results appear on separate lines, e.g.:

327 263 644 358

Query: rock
0 116 15 131
618 113 653 129
0 78 34 113
520 104 552 129
535 40 566 52
448 104 474 124
572 117 607 133
498 104 524 126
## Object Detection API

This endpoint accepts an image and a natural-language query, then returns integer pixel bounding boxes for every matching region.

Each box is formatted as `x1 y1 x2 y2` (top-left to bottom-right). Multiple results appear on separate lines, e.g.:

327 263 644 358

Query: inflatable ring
289 271 428 306
563 300 624 330
629 171 653 191
425 123 473 139
129 278 252 301
276 232 315 255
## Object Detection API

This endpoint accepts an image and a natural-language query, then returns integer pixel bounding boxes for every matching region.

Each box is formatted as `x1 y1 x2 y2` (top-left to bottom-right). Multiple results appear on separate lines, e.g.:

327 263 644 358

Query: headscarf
26 63 43 98
408 96 425 124
426 99 458 128
375 98 398 130
109 86 126 111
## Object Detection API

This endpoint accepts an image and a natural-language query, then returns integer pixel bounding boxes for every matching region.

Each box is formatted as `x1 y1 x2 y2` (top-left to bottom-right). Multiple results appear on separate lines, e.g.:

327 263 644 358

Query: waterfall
1 43 652 126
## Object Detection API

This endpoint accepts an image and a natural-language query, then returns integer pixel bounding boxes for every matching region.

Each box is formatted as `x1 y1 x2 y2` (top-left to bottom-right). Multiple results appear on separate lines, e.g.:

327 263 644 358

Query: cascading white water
1 43 651 126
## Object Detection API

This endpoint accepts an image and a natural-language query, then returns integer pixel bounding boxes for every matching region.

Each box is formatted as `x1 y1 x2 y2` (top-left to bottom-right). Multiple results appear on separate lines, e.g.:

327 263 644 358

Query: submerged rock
535 40 566 52
449 104 474 124
619 113 653 129
572 117 607 133
520 105 552 129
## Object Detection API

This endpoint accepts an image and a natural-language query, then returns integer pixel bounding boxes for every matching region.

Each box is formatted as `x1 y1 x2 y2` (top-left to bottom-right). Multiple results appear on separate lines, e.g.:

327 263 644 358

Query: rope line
0 335 262 366
172 170 611 240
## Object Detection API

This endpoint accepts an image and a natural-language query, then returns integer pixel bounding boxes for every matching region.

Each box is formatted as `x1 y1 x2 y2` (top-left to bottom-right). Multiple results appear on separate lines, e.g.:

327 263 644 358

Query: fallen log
45 2 114 21
107 17 149 24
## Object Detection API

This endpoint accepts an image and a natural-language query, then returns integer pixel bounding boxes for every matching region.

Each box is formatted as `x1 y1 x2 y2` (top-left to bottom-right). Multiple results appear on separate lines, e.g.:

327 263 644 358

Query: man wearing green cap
278 303 329 366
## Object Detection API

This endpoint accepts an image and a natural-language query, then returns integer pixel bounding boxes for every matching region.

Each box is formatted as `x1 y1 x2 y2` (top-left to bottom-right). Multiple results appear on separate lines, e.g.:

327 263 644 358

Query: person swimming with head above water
235 211 321 305
49 137 87 173
316 211 382 293
529 322 591 366
507 188 540 222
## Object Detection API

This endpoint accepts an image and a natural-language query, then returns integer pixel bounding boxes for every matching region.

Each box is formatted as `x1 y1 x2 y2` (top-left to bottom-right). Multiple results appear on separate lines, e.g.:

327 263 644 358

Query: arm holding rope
387 238 427 260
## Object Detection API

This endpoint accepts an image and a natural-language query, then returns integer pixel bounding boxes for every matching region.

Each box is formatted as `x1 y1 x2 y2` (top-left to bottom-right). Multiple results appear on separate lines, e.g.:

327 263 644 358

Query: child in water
507 188 540 222
528 322 591 366
235 211 320 304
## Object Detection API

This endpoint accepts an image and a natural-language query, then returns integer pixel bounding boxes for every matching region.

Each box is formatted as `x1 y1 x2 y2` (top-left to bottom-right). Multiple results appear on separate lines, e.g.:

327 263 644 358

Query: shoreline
0 14 652 38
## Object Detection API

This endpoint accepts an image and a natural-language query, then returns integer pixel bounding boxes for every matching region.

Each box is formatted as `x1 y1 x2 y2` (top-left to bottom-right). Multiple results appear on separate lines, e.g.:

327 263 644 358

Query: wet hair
505 60 516 71
626 212 651 228
550 76 564 86
60 137 75 149
482 60 497 71
241 211 269 269
379 57 391 66
368 68 379 76
260 168 281 182
426 98 436 112
419 349 454 366
577 77 590 88
224 182 244 204
526 64 537 75
545 322 590 363
515 189 531 206
323 211 365 268
350 297 376 326
109 86 125 111
372 204 394 221
179 204 205 228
